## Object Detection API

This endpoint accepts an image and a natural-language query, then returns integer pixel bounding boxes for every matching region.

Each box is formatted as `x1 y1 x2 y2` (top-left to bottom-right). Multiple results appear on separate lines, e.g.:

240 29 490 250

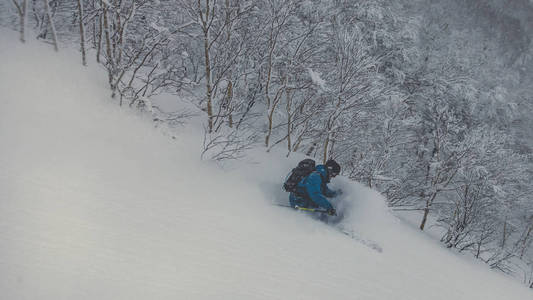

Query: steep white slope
0 30 531 299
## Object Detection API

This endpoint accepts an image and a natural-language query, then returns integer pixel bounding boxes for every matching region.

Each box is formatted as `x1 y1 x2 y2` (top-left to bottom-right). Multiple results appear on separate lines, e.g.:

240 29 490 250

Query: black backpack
283 159 316 193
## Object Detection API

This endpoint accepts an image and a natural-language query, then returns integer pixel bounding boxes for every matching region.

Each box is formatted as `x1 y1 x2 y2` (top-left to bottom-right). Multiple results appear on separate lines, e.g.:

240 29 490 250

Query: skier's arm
323 184 337 198
305 173 333 210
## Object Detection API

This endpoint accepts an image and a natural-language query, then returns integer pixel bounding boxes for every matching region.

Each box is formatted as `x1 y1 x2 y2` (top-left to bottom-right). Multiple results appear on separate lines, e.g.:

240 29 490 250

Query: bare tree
180 0 253 133
319 18 385 163
261 0 298 148
101 0 113 89
201 127 254 161
77 0 87 65
43 0 58 51
11 0 27 43
520 217 533 259
193 0 216 133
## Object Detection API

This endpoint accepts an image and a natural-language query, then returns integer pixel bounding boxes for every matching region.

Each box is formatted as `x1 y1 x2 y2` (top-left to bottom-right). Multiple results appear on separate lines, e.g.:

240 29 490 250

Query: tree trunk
322 134 330 164
91 3 97 48
501 219 507 249
20 0 27 43
420 192 437 230
12 0 27 43
420 207 429 231
520 221 533 259
224 0 233 128
77 0 87 66
203 33 213 132
263 20 276 147
102 1 114 92
96 9 102 63
475 238 482 258
286 89 292 155
265 109 274 147
226 81 233 127
200 0 214 132
44 0 58 51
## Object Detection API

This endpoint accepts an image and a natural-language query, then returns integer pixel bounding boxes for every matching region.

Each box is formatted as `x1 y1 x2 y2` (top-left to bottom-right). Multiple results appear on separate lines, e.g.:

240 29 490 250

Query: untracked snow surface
0 30 531 299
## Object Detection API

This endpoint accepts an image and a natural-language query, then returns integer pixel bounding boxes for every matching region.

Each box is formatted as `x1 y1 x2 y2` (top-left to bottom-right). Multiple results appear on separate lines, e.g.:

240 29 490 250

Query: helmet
325 159 341 177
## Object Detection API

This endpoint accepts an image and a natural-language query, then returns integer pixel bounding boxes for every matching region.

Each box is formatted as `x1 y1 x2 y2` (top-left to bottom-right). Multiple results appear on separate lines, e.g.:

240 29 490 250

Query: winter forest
2 0 533 288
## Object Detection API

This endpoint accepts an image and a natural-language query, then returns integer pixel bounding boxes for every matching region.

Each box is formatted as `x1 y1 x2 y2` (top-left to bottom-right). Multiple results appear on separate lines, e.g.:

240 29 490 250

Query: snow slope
0 30 531 299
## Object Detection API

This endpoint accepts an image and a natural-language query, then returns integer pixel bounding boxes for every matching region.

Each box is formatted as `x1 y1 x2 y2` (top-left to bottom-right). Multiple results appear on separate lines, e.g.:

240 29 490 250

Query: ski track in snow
0 29 532 299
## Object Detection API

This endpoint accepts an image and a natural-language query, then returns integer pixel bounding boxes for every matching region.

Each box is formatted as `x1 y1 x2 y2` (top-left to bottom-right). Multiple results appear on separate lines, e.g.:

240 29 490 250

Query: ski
295 206 330 214
275 203 383 253
274 204 330 214
338 227 383 253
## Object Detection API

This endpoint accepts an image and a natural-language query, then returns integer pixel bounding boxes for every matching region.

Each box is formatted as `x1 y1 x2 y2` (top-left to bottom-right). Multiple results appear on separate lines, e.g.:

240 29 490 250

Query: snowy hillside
0 30 531 299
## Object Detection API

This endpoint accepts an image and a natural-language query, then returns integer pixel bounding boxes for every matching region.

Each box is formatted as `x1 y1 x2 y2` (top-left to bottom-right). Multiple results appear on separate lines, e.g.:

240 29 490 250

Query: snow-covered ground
0 30 531 299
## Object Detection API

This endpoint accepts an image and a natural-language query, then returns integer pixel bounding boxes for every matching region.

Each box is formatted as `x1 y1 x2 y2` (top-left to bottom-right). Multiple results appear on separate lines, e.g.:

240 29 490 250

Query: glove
327 208 337 216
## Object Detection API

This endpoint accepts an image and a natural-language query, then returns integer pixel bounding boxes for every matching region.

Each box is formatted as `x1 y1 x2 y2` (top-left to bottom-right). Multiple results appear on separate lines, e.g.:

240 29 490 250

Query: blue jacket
289 165 336 210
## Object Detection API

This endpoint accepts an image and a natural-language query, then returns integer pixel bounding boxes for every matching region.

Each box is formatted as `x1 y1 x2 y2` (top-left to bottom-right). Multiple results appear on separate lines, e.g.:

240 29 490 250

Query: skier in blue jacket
289 159 341 216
